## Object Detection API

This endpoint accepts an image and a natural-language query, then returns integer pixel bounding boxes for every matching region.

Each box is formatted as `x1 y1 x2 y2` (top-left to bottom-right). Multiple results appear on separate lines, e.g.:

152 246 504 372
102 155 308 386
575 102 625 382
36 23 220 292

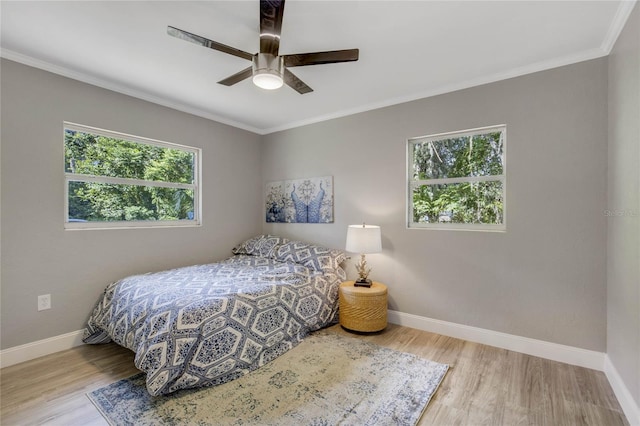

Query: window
64 122 201 229
408 125 506 231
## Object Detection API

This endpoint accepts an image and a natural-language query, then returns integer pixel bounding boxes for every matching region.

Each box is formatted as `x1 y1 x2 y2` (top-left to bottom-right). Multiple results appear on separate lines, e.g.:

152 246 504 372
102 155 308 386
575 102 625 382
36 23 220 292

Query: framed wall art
265 176 333 223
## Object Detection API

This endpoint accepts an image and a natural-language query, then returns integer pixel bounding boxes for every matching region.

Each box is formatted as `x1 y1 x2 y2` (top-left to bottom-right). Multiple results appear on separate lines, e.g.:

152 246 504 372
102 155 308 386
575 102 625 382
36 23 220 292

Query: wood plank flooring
1 324 628 425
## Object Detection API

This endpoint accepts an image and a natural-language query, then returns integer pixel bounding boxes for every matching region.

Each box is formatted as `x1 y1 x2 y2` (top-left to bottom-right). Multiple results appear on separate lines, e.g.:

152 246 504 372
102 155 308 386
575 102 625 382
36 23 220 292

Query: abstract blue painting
265 176 333 223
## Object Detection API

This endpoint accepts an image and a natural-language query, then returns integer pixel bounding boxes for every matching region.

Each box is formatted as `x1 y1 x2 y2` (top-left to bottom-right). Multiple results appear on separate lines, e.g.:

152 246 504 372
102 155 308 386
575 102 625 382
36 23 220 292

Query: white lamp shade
345 224 382 254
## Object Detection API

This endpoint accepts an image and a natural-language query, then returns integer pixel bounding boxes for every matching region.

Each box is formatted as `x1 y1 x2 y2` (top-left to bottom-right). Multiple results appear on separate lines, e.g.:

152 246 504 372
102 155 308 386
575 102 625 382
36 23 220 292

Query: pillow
274 240 346 273
232 235 288 258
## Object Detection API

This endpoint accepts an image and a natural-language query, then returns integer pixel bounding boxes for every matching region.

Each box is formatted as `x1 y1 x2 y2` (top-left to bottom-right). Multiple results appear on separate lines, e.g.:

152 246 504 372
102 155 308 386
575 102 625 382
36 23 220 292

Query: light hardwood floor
1 324 628 425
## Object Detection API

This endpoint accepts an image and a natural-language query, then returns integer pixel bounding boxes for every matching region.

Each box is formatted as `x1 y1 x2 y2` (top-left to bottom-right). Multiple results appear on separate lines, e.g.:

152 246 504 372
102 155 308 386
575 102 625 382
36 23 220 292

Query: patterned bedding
84 240 346 396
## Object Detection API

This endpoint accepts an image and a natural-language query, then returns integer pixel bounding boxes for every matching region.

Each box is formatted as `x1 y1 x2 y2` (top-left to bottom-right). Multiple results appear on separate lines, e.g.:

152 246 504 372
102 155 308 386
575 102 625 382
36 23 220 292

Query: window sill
64 220 201 231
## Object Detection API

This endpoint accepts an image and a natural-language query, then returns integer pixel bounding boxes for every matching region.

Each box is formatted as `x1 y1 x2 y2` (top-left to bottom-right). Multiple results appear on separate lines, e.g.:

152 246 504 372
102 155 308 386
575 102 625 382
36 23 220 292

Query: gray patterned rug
88 331 448 425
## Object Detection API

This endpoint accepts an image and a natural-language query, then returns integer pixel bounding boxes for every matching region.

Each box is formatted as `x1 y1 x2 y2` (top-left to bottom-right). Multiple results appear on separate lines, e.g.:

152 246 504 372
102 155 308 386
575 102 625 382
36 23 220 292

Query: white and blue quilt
84 254 345 396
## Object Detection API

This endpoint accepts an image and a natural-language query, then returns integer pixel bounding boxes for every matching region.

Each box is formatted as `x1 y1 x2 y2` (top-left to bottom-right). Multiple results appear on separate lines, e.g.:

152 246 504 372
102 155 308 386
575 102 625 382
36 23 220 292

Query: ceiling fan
167 0 359 94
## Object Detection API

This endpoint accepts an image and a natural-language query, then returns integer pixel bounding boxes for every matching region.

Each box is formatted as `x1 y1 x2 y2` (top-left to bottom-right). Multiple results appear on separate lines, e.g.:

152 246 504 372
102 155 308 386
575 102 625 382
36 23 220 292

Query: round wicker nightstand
339 281 388 332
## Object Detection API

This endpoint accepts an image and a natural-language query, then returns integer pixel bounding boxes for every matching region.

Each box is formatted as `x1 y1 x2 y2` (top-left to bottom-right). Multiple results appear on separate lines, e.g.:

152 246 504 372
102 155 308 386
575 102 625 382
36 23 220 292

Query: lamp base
354 278 372 288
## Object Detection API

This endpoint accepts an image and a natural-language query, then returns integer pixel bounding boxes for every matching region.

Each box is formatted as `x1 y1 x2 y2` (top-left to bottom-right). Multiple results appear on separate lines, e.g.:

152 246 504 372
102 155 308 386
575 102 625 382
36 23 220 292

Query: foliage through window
64 123 200 229
408 125 506 230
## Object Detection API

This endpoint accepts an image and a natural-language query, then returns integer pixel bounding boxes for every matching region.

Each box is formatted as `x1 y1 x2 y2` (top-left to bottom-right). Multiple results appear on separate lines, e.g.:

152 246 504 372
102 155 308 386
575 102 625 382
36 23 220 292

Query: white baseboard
4 315 604 371
389 310 640 424
0 318 637 425
604 355 640 426
0 329 86 369
387 310 605 371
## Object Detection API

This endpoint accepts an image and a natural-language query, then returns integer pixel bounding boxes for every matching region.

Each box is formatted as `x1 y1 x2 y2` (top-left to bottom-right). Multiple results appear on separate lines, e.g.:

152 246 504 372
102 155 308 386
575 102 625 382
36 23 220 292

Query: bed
83 235 346 396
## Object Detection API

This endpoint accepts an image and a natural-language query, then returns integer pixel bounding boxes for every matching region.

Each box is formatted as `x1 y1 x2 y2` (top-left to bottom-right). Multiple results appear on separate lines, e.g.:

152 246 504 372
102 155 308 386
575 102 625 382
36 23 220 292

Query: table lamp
345 224 382 287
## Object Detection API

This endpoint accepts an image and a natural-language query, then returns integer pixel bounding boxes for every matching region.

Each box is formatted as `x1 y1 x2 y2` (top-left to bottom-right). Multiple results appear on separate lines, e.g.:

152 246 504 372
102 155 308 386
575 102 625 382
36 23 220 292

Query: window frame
63 122 202 230
407 124 507 232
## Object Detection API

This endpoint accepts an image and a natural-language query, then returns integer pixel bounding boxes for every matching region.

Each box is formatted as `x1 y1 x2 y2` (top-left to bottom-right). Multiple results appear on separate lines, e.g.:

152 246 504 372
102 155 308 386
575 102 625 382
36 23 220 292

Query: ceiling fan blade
217 66 254 86
259 0 285 56
168 26 254 61
283 68 313 94
283 49 360 67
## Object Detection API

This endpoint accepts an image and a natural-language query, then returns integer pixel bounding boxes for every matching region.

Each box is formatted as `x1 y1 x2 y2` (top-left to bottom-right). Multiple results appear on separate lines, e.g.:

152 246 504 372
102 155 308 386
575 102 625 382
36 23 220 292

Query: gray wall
607 3 640 408
263 58 609 351
0 49 620 357
0 59 263 349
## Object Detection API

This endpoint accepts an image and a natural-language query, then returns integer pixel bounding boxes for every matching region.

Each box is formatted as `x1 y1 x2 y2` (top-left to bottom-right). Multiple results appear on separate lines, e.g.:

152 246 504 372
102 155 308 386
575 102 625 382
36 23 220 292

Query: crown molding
261 46 608 134
3 0 634 138
0 48 263 135
601 0 638 54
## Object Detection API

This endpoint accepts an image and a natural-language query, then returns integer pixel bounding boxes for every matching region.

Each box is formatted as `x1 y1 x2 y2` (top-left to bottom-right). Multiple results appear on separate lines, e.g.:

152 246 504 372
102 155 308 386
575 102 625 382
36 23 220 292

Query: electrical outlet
38 294 51 311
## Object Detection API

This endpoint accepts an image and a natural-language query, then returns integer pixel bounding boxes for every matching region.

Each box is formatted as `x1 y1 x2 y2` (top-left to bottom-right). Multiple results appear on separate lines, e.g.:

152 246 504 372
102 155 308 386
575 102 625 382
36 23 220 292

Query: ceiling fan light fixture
252 53 284 90
252 71 284 90
168 0 359 94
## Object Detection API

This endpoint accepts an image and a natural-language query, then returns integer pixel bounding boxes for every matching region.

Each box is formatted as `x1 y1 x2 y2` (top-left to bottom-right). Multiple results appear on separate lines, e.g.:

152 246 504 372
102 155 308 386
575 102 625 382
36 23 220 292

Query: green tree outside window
408 126 506 229
64 125 198 226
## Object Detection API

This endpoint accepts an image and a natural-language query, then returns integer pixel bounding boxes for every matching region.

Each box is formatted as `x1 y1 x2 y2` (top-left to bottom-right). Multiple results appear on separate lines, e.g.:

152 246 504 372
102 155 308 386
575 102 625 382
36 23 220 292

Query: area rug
88 332 449 425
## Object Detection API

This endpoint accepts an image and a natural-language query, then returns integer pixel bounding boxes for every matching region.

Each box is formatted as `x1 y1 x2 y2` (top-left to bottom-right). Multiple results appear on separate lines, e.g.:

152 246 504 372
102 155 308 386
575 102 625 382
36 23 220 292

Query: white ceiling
1 1 635 134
